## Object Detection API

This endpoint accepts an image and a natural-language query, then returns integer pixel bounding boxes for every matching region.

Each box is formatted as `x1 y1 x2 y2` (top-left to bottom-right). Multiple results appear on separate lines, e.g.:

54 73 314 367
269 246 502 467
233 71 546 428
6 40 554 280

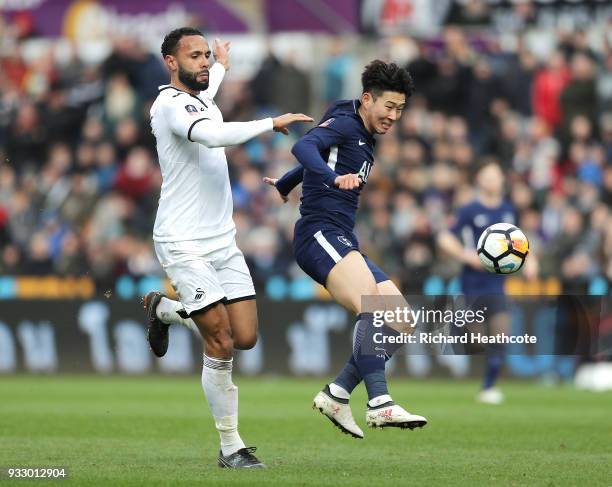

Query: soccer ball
476 223 529 274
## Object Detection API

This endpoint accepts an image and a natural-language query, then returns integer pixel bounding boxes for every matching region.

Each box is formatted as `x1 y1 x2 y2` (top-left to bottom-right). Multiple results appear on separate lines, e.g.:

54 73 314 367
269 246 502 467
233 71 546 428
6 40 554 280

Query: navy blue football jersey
451 199 517 294
276 99 375 232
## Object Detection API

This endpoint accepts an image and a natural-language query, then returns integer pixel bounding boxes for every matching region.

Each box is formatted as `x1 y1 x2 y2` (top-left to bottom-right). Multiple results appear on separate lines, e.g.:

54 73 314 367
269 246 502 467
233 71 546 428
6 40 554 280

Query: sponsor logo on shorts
195 287 206 300
337 236 352 247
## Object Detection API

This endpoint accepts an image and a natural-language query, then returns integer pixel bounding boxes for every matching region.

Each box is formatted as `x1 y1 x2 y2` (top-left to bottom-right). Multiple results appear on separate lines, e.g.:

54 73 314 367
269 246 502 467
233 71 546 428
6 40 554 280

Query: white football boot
365 399 428 430
477 388 504 405
312 386 364 439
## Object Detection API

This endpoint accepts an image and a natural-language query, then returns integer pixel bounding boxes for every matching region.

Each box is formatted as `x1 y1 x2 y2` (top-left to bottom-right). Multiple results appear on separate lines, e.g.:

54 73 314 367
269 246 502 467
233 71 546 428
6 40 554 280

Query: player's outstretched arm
167 105 313 148
207 38 230 99
213 38 230 70
291 137 338 187
263 165 304 202
263 177 288 202
291 117 360 191
272 113 314 134
188 118 274 147
292 139 360 190
437 230 482 270
523 250 539 280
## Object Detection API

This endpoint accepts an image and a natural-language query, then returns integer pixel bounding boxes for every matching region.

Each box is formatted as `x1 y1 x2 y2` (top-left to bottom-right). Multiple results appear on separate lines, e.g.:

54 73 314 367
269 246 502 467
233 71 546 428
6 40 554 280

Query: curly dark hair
361 60 415 99
161 27 204 57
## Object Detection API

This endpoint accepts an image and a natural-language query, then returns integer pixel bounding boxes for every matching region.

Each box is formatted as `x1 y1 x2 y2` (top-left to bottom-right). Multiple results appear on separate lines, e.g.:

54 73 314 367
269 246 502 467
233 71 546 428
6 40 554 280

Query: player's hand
213 38 231 70
263 176 288 203
463 250 482 270
334 174 361 190
523 254 539 281
272 113 314 135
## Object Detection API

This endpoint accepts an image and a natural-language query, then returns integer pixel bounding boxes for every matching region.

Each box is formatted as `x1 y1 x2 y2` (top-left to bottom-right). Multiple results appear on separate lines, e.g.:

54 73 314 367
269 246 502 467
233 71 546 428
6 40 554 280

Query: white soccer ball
476 223 529 274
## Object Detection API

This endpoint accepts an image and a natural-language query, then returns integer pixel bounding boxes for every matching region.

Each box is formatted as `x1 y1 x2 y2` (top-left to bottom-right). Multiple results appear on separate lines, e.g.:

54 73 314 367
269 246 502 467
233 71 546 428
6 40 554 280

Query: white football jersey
150 64 272 247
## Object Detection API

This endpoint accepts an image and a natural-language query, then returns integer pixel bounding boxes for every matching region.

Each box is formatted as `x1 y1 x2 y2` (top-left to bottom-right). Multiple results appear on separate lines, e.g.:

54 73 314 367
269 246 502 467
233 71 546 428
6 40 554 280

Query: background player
145 27 312 468
265 60 427 438
437 160 537 404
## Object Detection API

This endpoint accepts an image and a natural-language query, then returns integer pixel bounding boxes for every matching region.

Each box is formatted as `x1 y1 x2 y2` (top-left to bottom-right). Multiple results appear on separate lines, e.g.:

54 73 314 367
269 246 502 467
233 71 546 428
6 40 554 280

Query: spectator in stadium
532 50 570 132
323 39 354 105
559 52 598 146
0 12 610 302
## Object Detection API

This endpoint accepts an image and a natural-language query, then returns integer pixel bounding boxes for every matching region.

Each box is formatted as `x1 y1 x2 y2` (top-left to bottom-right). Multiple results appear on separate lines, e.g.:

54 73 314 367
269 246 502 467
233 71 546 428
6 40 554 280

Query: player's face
167 35 211 91
362 91 406 134
477 164 505 195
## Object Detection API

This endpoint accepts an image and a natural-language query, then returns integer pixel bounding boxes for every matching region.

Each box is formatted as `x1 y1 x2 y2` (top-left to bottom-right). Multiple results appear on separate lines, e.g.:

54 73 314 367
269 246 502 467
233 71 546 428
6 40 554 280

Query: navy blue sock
352 313 391 400
332 354 361 394
483 348 504 390
334 314 405 397
333 347 398 395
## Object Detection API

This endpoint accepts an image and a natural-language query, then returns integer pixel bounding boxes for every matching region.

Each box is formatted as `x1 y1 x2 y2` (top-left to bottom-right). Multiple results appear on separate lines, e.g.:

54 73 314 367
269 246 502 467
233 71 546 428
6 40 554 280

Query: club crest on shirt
185 104 199 115
318 117 335 128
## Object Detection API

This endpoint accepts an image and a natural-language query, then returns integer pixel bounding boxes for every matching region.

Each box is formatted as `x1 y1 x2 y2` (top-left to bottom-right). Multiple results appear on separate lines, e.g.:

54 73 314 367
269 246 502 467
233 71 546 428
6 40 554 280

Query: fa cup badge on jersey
185 104 199 115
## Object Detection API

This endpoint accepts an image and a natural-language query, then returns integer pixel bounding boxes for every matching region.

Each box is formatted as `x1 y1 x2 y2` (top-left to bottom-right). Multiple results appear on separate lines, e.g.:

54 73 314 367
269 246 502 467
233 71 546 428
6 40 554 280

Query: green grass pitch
0 376 610 486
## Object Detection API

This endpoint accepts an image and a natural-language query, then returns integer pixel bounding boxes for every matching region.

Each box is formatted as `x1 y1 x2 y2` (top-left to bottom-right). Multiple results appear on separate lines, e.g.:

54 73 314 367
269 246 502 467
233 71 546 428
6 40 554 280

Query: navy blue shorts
461 274 508 316
293 218 389 286
462 293 509 316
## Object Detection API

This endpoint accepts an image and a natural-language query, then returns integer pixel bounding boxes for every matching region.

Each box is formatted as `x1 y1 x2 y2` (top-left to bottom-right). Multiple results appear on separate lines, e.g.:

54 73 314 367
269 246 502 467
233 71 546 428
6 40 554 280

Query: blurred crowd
0 13 611 295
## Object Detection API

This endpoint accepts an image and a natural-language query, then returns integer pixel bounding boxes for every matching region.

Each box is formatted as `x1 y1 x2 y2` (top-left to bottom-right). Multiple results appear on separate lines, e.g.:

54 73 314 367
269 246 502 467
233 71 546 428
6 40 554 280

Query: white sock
156 297 197 331
367 394 393 408
201 354 245 456
329 383 350 400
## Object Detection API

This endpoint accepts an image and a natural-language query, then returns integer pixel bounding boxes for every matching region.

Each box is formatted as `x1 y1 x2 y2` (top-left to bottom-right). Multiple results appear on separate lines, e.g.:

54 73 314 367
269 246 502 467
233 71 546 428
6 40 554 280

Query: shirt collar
353 98 376 145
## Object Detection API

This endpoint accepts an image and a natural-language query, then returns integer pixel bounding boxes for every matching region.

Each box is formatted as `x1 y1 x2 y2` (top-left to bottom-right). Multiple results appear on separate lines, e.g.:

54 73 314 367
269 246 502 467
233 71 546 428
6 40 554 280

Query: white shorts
154 238 255 315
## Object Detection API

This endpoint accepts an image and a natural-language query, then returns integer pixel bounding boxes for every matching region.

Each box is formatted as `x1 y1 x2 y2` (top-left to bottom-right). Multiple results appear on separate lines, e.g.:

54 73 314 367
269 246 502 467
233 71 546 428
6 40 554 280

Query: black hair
361 60 415 99
471 157 503 179
161 27 204 57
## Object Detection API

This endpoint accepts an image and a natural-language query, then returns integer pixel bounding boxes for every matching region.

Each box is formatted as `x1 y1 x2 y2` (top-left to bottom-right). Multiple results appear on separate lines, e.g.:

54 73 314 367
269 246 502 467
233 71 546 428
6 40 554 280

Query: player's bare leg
313 251 426 435
143 292 198 357
327 261 426 429
362 280 425 428
325 251 380 314
312 252 375 438
225 298 258 350
376 279 405 309
191 302 265 469
478 311 510 405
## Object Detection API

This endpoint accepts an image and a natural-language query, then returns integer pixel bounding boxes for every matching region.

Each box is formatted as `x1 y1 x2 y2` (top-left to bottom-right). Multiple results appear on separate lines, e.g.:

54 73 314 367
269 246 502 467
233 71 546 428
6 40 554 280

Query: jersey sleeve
291 116 352 187
162 97 272 148
275 165 303 196
450 206 470 240
511 204 519 226
204 63 225 100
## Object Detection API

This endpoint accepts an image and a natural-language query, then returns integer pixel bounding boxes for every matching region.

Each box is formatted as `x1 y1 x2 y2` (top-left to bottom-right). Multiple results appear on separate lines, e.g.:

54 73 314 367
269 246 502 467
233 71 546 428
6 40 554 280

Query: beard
178 64 209 92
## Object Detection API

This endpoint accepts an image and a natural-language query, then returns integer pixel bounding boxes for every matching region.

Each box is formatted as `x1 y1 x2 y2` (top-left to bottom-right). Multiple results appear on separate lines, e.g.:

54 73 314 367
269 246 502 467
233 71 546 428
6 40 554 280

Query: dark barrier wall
0 299 354 375
0 298 608 377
